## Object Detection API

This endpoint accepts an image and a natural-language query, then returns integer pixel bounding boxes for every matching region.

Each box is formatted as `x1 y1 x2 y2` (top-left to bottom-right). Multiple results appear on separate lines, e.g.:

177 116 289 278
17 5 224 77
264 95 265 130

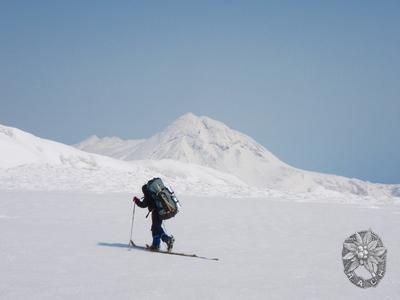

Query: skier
133 183 175 251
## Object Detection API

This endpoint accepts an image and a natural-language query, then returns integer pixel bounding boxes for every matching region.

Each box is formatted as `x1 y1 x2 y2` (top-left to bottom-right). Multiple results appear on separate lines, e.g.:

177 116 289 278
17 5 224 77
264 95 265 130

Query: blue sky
0 1 399 184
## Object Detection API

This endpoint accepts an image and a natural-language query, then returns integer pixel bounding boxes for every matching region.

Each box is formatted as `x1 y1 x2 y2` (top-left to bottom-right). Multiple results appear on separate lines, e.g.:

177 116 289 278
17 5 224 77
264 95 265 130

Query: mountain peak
86 135 100 142
168 113 232 138
101 113 287 187
176 112 199 122
77 113 287 186
170 112 203 131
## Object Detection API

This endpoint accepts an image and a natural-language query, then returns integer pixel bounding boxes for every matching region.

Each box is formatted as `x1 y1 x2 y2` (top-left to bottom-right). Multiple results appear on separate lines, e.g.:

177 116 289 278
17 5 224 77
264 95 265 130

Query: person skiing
133 183 175 251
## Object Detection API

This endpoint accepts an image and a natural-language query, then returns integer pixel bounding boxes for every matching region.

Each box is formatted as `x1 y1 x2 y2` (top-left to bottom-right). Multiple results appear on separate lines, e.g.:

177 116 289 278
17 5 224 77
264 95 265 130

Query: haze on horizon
0 1 399 184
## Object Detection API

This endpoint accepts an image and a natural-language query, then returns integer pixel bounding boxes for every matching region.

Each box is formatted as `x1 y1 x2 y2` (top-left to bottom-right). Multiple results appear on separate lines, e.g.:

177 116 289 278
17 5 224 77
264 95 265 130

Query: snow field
1 191 399 299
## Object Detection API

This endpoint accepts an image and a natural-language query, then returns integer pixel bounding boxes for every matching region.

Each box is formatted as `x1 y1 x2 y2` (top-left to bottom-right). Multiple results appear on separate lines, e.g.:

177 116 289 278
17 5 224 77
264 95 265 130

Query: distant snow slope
0 124 130 170
76 113 399 198
76 135 145 160
0 124 253 195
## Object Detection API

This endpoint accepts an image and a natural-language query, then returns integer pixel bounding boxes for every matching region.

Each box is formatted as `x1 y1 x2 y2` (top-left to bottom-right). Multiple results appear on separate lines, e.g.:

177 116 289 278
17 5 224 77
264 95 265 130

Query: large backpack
146 178 180 220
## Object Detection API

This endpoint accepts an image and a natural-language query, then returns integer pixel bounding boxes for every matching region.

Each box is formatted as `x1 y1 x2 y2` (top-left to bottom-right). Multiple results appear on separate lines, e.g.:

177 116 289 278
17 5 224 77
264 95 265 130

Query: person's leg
160 227 174 251
161 233 170 243
150 234 161 249
150 212 163 249
164 234 175 251
151 212 175 251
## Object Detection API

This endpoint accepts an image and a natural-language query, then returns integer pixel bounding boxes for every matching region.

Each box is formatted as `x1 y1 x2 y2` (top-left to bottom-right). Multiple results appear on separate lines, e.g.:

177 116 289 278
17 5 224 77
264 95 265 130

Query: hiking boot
147 244 160 251
166 236 175 252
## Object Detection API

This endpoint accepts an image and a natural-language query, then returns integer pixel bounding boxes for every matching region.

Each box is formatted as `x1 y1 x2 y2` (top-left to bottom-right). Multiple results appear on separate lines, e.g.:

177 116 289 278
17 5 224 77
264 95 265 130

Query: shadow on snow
97 242 131 249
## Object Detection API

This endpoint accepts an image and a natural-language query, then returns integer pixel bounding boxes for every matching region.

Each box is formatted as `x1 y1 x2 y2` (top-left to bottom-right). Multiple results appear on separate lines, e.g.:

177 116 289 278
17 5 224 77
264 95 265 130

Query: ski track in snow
0 191 399 299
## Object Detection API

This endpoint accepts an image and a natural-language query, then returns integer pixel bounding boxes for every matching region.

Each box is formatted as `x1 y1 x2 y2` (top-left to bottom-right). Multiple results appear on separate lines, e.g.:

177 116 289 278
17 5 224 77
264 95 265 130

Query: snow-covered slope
0 124 131 170
1 191 399 299
0 124 252 195
76 113 399 198
76 135 145 160
77 113 286 170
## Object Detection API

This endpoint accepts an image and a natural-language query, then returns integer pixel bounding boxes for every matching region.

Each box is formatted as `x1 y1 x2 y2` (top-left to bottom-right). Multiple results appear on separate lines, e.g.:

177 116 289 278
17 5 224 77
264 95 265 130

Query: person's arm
133 196 148 208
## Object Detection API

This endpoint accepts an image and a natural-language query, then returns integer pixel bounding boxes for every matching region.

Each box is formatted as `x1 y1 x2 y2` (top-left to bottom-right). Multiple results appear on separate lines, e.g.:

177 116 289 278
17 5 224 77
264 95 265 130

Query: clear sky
1 1 399 184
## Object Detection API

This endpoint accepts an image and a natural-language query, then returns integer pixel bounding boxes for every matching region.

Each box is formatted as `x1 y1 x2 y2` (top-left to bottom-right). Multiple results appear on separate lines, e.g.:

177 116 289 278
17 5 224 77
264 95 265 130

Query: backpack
146 178 180 220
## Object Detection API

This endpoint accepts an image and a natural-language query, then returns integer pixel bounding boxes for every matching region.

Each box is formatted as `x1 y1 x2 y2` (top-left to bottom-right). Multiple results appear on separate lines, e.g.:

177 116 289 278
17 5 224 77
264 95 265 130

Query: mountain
76 113 289 186
1 116 398 199
76 113 399 198
0 124 131 170
75 135 145 160
0 124 251 195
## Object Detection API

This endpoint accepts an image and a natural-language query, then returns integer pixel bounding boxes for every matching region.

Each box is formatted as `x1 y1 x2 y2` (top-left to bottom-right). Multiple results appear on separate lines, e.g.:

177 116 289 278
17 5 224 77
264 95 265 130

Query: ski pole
129 201 136 247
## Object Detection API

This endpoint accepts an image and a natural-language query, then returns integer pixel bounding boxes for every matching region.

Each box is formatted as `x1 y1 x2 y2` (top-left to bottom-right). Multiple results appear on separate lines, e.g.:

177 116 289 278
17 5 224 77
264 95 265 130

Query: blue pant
151 211 171 247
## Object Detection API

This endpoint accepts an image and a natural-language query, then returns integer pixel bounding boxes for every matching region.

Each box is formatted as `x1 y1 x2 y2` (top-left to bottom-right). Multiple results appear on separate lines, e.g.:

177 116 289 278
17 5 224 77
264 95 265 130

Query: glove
133 196 139 203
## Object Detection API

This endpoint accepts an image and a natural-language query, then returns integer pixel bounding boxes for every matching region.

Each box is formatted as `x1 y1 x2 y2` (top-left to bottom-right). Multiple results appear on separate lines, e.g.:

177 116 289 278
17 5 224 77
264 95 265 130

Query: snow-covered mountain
76 135 145 161
0 124 129 170
76 113 290 187
76 113 399 198
0 124 251 195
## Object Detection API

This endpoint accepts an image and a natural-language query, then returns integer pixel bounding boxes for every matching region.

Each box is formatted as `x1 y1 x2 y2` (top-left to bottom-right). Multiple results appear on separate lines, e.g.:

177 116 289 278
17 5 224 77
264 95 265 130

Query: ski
129 240 219 261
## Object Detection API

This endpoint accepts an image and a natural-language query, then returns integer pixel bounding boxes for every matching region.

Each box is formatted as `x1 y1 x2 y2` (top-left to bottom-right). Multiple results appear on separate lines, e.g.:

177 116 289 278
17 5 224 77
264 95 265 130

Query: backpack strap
145 208 152 218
